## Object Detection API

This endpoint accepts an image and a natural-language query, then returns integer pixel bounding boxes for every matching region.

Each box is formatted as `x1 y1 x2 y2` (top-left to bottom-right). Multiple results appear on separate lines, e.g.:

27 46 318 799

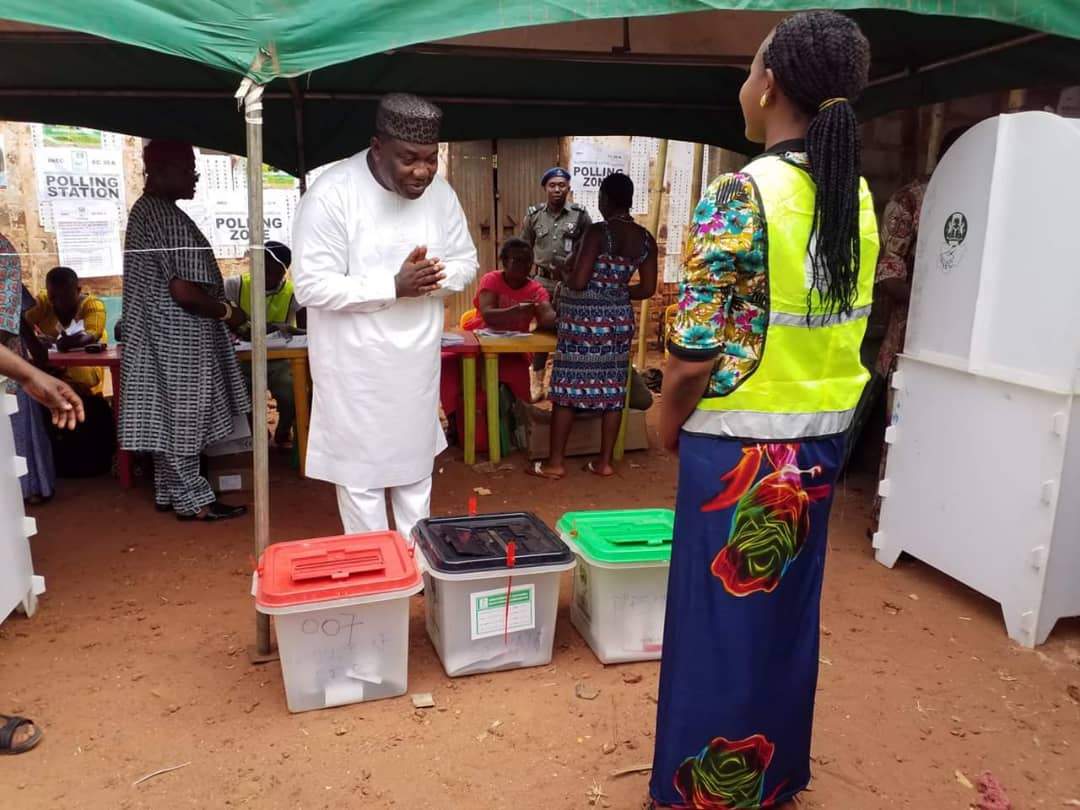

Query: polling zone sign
570 139 629 220
34 147 126 232
180 190 297 259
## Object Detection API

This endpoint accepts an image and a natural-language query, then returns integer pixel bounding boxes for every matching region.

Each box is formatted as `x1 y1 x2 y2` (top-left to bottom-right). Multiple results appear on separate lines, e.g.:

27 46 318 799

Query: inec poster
53 200 123 278
34 147 126 232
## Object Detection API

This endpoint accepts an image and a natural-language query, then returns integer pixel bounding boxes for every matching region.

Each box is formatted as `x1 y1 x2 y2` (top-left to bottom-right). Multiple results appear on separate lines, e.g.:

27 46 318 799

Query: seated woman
463 237 556 404
529 172 657 479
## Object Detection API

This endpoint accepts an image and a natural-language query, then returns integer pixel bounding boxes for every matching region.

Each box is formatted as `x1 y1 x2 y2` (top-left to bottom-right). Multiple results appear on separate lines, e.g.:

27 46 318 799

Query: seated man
225 240 305 447
23 267 115 477
24 266 107 395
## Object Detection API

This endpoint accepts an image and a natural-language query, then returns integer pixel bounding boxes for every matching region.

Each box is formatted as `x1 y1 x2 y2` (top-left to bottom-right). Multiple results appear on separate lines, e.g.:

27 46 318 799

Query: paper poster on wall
663 142 695 283
196 153 234 193
34 147 126 232
629 137 659 215
570 139 629 221
0 135 6 189
262 165 298 190
52 200 123 278
193 190 297 259
31 124 123 150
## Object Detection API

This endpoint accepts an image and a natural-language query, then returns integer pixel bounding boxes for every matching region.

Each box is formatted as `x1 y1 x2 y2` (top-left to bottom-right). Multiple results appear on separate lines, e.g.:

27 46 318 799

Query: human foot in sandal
0 715 42 755
585 460 616 477
526 461 565 480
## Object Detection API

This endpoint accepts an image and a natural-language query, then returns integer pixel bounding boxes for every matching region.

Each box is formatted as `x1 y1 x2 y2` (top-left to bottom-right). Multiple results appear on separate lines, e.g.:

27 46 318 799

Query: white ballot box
875 112 1080 647
0 390 45 625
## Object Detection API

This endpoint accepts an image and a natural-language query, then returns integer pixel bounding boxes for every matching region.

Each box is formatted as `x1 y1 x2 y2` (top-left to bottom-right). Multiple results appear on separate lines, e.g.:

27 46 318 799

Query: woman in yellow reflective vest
650 11 879 809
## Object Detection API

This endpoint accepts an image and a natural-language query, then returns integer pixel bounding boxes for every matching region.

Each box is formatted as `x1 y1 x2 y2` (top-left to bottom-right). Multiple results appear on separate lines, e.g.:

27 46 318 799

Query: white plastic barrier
875 112 1080 647
0 389 45 625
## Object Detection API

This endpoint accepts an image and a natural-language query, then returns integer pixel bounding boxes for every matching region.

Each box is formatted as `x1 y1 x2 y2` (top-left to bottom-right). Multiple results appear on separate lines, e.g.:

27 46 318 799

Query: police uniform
520 202 592 295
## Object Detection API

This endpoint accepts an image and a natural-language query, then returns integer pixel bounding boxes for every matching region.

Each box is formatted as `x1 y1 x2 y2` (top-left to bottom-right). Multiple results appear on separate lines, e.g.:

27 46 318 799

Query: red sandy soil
2 423 1079 809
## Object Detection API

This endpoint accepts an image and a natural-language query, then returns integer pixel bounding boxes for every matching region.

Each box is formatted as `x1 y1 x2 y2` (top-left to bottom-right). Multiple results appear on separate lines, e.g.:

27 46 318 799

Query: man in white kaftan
292 94 478 540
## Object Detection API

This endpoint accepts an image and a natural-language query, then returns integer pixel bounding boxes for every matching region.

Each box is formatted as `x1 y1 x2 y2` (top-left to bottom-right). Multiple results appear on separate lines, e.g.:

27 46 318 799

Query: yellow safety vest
684 155 879 440
240 275 295 325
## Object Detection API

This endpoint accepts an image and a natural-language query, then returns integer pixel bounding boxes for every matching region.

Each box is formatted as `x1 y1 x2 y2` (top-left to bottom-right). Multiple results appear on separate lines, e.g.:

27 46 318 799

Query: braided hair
764 11 870 318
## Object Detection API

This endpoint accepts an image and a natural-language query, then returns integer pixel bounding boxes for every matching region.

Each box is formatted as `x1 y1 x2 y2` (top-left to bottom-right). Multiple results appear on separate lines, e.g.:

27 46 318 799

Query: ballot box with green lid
556 509 674 664
254 531 422 712
412 512 575 677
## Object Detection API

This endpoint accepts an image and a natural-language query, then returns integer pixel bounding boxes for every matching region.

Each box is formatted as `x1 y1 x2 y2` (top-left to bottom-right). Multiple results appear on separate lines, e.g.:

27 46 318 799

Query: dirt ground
2 418 1079 809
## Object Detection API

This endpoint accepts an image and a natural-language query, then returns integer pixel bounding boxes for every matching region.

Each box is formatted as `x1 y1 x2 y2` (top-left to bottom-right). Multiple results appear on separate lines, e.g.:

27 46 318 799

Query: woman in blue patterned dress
651 11 878 808
529 172 656 479
0 233 57 503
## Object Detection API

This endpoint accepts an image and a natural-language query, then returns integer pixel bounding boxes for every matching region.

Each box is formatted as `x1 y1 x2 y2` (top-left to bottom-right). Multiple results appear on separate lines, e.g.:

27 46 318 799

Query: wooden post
689 142 705 221
925 103 946 175
636 138 668 370
618 139 669 459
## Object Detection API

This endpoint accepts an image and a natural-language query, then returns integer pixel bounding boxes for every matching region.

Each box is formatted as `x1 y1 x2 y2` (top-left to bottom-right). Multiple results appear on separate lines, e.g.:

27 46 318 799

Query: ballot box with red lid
254 531 422 712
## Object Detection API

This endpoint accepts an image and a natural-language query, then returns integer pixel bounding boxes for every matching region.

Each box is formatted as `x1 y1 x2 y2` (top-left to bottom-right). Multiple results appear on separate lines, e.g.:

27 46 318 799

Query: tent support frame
238 79 275 661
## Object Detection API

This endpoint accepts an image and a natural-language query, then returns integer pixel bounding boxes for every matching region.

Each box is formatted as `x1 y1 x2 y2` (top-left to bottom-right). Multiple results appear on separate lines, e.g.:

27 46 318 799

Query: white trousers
335 476 432 543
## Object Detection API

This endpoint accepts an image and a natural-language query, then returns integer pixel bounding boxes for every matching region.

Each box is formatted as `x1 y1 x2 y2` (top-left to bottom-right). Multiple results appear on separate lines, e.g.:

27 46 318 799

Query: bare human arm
564 224 603 292
168 278 248 330
0 342 84 430
629 232 658 301
477 290 534 330
658 354 713 453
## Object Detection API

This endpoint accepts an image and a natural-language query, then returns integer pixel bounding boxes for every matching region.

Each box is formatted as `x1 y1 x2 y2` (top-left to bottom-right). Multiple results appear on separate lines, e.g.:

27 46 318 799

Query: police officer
521 166 592 400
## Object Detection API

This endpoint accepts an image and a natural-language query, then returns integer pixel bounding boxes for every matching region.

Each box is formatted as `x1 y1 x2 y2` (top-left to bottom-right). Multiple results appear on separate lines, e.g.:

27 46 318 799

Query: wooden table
441 329 481 465
47 346 133 488
236 346 311 476
474 331 636 464
475 332 557 464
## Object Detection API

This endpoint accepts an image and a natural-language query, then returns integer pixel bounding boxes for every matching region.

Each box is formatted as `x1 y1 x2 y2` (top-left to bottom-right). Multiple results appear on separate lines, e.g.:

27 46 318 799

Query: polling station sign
34 147 126 232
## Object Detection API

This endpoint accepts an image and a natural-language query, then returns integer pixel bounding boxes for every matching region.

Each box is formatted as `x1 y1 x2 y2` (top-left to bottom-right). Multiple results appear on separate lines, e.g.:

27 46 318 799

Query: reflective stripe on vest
689 155 879 441
240 275 294 324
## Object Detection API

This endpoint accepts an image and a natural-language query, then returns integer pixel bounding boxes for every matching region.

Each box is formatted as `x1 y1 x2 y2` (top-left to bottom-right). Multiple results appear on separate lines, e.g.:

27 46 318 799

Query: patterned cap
375 93 443 144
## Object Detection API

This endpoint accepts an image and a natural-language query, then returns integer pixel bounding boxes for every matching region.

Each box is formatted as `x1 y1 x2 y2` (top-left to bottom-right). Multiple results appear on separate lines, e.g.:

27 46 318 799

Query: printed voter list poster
570 139 629 221
53 199 123 278
34 147 126 232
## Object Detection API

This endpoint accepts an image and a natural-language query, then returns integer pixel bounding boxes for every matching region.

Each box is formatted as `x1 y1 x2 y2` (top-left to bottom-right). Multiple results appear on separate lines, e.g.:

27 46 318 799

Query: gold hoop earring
759 92 771 109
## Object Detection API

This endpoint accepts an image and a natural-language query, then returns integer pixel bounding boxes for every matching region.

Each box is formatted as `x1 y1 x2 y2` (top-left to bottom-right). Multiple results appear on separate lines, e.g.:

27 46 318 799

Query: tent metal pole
241 81 273 658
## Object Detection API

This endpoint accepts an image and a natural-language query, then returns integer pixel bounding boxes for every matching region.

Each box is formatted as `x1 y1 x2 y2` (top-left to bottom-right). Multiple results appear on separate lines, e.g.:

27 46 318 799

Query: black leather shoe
176 501 248 522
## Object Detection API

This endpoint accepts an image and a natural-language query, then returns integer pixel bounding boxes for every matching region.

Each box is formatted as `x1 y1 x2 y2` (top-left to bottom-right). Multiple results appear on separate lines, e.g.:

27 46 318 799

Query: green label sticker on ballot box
470 584 536 640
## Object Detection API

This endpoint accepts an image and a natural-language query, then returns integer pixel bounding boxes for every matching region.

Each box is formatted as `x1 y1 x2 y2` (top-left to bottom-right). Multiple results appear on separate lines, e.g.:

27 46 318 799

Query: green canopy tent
0 1 1077 655
0 7 1078 174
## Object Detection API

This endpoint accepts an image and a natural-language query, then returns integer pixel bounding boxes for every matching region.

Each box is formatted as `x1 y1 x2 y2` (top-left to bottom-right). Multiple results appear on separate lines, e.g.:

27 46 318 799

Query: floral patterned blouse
668 149 808 398
874 178 927 376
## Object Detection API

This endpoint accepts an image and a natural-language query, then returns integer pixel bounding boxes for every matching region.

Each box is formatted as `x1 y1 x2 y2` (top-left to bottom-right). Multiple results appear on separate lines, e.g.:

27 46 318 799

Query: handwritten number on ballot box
301 613 366 646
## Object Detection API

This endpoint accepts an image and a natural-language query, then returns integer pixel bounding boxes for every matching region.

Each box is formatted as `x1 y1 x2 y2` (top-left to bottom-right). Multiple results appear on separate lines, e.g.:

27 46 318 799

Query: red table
47 346 133 488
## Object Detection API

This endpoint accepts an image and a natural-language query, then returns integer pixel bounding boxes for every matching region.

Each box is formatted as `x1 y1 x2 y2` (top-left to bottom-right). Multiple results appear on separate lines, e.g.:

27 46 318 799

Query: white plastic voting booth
0 389 45 625
874 112 1080 648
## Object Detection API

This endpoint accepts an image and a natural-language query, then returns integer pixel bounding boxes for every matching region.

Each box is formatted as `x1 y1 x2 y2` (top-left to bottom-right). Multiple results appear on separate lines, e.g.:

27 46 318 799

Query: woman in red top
463 237 556 402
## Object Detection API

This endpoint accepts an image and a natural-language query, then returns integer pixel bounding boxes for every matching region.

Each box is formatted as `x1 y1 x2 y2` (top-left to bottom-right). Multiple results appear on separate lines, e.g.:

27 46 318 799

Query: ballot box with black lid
412 512 575 677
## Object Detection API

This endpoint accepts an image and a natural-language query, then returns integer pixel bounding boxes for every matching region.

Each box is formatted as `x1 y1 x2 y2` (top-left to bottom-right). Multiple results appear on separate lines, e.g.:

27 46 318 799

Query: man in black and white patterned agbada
119 140 251 522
